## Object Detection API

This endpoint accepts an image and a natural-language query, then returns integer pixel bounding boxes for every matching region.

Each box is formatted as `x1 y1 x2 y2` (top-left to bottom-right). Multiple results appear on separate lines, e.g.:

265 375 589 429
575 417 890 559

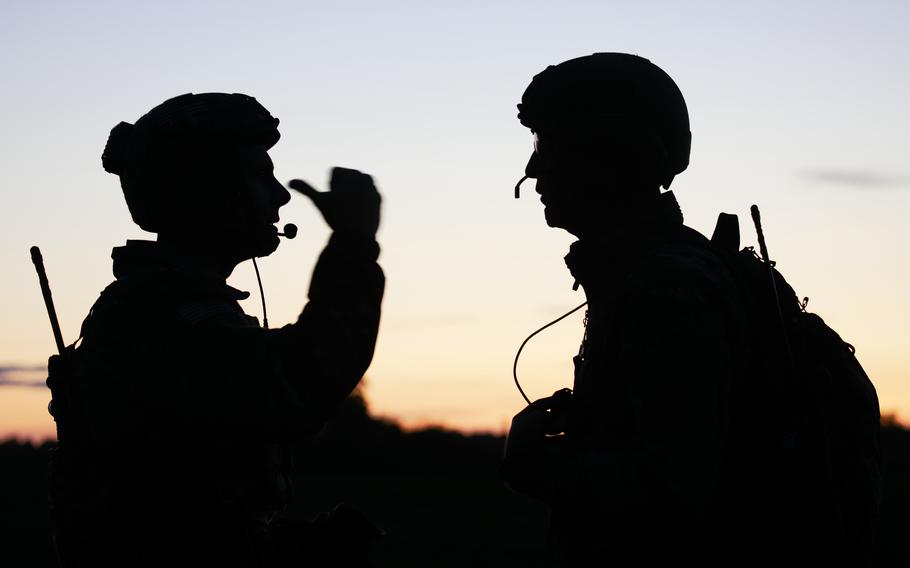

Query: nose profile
274 178 291 208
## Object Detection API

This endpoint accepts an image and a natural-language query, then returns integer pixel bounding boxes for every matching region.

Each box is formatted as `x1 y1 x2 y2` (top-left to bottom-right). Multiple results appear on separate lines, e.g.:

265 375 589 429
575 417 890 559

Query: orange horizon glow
3 377 907 446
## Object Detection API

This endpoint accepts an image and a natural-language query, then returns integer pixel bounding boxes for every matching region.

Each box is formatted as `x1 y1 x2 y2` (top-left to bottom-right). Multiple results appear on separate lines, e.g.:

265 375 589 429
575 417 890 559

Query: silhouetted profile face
103 93 287 265
241 144 292 256
525 132 601 234
517 53 692 238
525 127 664 238
197 141 291 262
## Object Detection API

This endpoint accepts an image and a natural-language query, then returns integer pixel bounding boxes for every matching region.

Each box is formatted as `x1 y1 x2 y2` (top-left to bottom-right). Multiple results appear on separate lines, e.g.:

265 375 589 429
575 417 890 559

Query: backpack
707 211 882 566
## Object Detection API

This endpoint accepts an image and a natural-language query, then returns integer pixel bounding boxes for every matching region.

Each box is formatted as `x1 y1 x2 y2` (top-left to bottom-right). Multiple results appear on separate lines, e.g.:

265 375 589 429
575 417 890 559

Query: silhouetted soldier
47 93 384 566
502 53 752 566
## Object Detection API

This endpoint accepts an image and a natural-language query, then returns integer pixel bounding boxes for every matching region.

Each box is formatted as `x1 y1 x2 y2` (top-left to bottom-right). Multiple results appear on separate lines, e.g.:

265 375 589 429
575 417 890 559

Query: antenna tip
750 205 761 221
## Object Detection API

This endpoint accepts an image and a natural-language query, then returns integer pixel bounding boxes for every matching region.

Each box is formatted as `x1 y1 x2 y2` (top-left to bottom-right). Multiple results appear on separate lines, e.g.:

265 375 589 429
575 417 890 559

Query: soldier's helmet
102 93 280 233
518 53 691 189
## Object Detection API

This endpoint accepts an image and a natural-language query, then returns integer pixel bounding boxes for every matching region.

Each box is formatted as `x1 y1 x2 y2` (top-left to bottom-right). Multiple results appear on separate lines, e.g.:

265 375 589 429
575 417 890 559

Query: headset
512 301 587 406
251 223 297 330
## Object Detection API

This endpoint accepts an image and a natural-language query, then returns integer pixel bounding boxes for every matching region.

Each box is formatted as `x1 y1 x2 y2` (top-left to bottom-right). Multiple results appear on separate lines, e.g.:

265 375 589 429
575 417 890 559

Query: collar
111 240 250 301
563 191 685 293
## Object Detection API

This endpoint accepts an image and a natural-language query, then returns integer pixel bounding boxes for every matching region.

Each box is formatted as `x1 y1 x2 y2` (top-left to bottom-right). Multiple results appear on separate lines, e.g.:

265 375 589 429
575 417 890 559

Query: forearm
273 231 384 419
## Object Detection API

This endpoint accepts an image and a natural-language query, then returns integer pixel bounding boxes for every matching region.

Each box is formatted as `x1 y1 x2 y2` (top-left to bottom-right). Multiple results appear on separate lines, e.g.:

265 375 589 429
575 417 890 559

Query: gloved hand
289 167 381 238
502 389 573 500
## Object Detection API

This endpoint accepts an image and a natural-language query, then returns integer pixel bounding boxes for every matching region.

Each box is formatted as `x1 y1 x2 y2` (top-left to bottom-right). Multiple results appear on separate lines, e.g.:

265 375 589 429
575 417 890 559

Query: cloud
799 169 909 189
0 365 47 388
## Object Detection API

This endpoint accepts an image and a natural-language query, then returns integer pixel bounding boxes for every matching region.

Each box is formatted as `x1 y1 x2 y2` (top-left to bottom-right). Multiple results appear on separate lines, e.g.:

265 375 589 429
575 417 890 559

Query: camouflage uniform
50 233 383 567
546 192 746 566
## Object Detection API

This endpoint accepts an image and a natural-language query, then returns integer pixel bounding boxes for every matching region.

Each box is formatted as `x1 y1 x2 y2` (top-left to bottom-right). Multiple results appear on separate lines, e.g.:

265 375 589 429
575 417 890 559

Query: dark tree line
2 397 908 566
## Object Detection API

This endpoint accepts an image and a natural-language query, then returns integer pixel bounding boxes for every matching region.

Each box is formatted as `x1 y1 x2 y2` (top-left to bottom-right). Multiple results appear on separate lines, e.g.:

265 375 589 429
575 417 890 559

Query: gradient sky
2 0 908 439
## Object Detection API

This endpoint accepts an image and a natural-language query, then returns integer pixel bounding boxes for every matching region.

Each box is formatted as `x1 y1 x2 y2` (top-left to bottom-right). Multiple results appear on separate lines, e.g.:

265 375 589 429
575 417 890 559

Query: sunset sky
2 0 908 440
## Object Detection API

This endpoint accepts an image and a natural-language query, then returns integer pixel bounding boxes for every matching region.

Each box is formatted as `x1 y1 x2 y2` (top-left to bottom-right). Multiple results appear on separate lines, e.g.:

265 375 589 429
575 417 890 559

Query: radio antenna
30 246 66 355
750 205 793 362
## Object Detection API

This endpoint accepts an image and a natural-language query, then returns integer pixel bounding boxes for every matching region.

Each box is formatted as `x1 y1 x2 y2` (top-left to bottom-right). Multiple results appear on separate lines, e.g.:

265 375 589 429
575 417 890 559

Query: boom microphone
514 175 528 198
278 223 297 239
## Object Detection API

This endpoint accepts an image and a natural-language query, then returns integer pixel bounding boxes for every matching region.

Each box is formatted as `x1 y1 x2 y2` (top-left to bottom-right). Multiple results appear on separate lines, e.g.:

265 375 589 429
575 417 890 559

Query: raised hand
288 167 381 238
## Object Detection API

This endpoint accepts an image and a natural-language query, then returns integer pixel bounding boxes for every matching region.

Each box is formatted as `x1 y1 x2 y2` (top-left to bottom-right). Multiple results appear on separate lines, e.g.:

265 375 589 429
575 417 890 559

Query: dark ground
2 396 908 567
